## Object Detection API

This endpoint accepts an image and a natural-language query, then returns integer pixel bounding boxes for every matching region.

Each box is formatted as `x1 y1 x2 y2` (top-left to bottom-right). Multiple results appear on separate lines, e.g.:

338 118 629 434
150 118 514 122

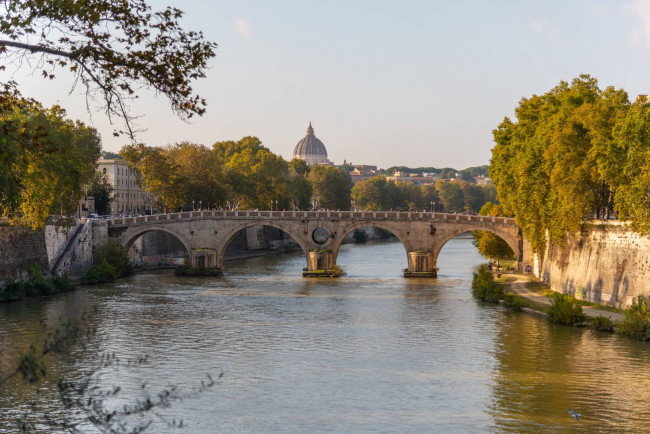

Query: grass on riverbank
472 268 626 333
0 266 76 303
524 279 624 314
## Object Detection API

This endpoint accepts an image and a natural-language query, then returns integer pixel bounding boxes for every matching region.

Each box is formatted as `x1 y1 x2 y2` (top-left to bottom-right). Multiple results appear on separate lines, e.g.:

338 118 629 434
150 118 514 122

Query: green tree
610 101 650 234
88 171 114 215
490 75 630 253
0 0 217 137
120 144 186 212
397 181 424 211
288 159 312 210
289 176 312 210
459 181 485 213
435 180 464 212
0 87 102 228
166 142 227 209
214 137 290 210
472 202 515 267
351 177 389 210
463 165 490 177
289 158 310 177
309 166 351 210
439 168 456 180
458 170 475 183
420 184 441 211
481 184 498 204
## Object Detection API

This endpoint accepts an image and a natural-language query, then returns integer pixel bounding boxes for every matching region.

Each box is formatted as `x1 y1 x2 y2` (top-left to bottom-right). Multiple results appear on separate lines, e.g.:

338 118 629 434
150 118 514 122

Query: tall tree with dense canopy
308 166 351 210
288 159 312 210
0 0 217 137
610 101 650 234
88 171 114 215
472 202 515 267
214 137 290 210
490 75 630 253
351 177 390 210
0 87 101 228
435 180 464 212
120 143 186 212
0 1 217 227
165 142 227 208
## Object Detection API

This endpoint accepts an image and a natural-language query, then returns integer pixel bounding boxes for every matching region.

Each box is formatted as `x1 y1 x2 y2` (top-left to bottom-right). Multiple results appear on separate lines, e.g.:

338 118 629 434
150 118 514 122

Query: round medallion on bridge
312 227 329 244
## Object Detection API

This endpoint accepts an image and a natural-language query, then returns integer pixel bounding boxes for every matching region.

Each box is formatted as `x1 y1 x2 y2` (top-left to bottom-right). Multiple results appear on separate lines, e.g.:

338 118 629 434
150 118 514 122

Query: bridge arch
217 221 311 267
119 226 193 266
330 221 412 264
120 226 192 254
432 226 520 269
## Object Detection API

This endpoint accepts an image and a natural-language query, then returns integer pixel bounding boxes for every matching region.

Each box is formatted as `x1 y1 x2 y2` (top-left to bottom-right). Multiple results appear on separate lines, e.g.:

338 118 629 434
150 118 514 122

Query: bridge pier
190 248 219 269
404 251 437 278
303 250 340 277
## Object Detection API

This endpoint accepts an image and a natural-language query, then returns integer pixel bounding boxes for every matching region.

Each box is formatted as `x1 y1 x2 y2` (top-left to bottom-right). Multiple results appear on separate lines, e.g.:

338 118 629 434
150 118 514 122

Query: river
1 236 650 433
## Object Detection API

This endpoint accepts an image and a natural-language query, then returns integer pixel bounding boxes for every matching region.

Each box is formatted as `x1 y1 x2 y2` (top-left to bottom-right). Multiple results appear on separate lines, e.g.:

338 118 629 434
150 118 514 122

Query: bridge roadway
103 210 533 277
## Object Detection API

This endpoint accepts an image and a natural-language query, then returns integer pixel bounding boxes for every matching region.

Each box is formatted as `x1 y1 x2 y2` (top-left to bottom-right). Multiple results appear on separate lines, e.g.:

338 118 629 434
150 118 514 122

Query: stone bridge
103 210 533 277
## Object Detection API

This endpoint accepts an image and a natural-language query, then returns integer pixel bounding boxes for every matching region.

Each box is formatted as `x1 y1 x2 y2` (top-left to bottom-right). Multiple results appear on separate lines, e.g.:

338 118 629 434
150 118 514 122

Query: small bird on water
568 409 580 421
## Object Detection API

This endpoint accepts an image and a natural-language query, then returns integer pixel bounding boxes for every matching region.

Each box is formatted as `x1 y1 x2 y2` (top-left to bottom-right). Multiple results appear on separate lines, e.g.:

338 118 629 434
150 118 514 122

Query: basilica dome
293 122 330 166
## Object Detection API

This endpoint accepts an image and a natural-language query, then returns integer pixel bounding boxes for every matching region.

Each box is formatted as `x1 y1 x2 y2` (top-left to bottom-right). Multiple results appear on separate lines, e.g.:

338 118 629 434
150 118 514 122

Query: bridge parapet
106 210 518 227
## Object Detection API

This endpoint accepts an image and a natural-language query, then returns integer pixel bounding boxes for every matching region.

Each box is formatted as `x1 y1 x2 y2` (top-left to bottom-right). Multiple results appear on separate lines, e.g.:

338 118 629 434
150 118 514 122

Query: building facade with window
97 158 152 215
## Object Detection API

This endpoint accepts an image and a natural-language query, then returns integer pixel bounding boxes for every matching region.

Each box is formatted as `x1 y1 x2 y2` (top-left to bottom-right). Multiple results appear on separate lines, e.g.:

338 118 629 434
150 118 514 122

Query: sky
4 0 650 169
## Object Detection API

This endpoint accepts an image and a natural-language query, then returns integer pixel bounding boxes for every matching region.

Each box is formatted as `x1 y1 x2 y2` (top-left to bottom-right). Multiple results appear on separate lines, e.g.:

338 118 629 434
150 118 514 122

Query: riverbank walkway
505 274 625 322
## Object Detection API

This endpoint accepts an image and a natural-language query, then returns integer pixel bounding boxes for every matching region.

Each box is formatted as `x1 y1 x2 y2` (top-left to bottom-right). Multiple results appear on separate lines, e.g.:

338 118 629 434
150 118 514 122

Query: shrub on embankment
619 295 650 340
82 238 132 285
0 266 76 302
547 293 587 326
590 315 615 332
471 266 505 302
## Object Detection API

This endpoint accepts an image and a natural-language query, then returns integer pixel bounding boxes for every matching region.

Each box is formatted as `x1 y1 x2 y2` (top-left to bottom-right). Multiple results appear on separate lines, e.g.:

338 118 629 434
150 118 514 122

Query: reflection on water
1 237 650 432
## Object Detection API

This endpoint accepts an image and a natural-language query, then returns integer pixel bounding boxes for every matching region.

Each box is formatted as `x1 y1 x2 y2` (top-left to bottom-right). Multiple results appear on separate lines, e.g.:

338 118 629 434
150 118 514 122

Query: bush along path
470 267 635 336
0 266 76 303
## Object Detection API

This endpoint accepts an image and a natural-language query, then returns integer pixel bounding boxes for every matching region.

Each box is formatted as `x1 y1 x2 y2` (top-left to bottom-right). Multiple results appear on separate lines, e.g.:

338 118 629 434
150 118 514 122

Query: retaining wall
539 221 650 308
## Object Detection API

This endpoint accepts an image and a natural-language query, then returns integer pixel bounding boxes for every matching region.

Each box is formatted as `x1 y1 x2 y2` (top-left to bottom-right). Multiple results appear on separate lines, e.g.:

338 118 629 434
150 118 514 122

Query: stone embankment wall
538 221 650 308
0 221 50 279
0 220 100 280
51 221 96 276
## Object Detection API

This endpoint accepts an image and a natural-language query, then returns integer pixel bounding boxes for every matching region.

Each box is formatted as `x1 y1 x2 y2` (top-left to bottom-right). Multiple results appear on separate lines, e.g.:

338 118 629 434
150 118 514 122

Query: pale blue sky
4 0 650 169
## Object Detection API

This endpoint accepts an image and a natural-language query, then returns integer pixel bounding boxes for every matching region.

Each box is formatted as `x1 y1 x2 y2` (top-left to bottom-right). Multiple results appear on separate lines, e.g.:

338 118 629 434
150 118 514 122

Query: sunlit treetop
0 0 217 138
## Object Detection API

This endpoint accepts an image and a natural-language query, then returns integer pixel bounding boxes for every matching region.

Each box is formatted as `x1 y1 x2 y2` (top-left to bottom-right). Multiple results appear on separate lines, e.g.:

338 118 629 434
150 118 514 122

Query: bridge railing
106 210 517 226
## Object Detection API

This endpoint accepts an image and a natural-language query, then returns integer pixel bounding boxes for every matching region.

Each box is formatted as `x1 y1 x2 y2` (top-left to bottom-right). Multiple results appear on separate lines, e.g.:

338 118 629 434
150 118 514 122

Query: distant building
292 122 331 166
475 175 493 186
349 165 378 184
385 172 438 185
352 164 377 172
98 158 152 215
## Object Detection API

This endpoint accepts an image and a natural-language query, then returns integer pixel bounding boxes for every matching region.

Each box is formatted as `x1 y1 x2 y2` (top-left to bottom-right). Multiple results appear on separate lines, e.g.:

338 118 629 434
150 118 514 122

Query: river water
2 236 650 433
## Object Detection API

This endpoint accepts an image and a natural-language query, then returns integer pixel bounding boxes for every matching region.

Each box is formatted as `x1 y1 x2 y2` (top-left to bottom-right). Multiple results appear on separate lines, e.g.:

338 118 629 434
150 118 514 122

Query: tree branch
0 39 80 59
